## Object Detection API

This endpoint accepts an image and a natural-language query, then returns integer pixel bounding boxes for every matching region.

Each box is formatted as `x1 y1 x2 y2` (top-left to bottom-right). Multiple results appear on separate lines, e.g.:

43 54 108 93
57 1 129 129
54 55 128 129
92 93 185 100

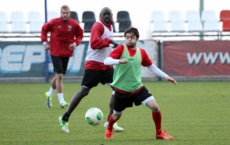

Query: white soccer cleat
104 121 124 132
59 116 70 133
61 125 70 133
60 101 68 108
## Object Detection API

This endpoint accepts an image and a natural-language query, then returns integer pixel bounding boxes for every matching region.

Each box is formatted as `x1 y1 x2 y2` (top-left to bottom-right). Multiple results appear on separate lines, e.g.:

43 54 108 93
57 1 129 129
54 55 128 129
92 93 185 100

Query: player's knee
146 99 159 112
56 73 63 80
80 88 89 97
80 91 88 97
151 105 159 112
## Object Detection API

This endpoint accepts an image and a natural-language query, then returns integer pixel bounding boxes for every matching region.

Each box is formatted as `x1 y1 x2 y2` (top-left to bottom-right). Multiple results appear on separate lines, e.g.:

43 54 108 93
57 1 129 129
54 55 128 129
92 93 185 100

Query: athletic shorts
114 86 152 112
50 55 69 74
81 68 114 89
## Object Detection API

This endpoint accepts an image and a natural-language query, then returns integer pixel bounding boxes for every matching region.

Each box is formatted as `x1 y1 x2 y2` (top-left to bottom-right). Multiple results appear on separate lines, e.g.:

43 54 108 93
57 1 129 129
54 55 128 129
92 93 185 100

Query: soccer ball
85 107 103 126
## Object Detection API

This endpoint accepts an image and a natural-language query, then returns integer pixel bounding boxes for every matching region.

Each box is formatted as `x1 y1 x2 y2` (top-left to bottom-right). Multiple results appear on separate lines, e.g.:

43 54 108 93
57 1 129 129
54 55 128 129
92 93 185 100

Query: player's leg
143 95 173 140
46 55 67 108
45 75 56 108
105 113 122 139
59 86 90 133
66 86 90 115
46 56 69 108
101 69 124 131
105 91 131 139
58 70 100 133
58 57 70 108
55 72 68 108
133 86 173 140
144 98 162 134
104 90 124 131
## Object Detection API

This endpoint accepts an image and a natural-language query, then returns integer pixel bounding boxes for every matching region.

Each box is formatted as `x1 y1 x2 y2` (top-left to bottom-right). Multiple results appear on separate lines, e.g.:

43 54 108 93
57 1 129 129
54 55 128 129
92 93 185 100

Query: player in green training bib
103 27 177 140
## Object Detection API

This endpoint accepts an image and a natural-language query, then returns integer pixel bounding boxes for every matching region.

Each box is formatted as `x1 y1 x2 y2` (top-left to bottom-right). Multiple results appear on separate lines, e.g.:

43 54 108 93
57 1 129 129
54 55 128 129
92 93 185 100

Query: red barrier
163 41 230 76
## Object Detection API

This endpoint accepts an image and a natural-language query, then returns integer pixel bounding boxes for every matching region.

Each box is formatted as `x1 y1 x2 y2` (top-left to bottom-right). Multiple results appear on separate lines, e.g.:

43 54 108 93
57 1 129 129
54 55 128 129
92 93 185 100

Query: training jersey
85 19 114 71
112 45 146 92
41 17 83 57
109 44 152 94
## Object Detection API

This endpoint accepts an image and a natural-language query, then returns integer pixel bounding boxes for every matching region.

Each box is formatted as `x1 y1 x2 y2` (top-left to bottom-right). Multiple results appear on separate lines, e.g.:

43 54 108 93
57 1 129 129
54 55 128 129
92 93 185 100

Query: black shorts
50 55 69 74
114 87 152 112
81 69 114 89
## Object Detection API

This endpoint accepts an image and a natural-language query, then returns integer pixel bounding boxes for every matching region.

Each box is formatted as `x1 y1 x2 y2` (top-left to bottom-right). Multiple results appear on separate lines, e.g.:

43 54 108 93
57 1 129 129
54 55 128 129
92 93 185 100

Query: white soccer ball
85 107 103 126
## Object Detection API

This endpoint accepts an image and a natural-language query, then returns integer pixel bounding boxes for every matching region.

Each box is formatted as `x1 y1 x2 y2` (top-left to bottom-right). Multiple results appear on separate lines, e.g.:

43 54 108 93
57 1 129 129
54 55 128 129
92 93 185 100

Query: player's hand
69 43 75 50
119 58 128 64
44 44 50 50
166 76 177 86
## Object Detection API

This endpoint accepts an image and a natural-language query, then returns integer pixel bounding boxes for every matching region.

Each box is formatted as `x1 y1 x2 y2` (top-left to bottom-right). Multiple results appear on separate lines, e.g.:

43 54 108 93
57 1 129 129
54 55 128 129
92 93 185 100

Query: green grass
0 81 229 145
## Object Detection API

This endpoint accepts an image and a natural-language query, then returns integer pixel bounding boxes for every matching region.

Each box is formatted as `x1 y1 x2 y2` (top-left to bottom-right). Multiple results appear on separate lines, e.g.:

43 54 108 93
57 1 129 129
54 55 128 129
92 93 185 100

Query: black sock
62 112 70 122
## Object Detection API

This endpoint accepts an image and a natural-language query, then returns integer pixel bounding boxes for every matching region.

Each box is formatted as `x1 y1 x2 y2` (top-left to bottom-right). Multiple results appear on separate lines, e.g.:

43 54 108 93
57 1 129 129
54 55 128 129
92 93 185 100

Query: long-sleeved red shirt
85 18 114 71
41 17 83 57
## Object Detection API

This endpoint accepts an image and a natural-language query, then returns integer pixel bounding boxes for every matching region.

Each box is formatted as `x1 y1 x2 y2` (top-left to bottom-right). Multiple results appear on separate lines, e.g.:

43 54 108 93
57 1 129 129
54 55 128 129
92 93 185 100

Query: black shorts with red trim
81 68 114 89
114 86 152 112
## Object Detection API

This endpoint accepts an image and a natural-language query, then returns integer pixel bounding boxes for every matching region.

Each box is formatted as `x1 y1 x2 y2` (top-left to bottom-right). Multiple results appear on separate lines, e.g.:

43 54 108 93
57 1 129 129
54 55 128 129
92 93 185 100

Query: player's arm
104 57 127 65
69 22 84 50
148 64 177 86
104 45 127 65
74 22 84 46
147 64 177 86
141 48 177 86
40 21 52 50
90 23 112 49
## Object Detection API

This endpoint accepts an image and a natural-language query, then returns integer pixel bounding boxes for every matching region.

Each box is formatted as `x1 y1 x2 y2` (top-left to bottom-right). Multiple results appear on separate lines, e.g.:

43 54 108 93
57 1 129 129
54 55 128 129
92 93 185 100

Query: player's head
100 7 113 24
60 5 70 21
124 27 139 47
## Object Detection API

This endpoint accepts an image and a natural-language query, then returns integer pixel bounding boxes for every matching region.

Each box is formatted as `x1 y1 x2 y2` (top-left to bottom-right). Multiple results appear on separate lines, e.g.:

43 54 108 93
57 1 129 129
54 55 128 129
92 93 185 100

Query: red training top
41 17 83 57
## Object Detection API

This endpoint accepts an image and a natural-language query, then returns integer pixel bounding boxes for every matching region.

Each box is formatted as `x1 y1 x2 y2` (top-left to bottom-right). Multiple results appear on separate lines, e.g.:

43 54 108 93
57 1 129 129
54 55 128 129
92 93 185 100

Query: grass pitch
0 81 229 145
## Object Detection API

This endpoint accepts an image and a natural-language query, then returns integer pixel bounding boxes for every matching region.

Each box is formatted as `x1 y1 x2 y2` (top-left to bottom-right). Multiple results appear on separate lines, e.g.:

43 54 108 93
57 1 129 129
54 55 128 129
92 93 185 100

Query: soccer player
103 27 177 140
41 5 83 108
58 7 123 133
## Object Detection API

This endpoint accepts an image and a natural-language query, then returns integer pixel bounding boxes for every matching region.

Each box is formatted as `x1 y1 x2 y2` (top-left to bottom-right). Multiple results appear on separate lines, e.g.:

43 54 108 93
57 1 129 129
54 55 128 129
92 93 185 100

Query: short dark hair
124 27 139 39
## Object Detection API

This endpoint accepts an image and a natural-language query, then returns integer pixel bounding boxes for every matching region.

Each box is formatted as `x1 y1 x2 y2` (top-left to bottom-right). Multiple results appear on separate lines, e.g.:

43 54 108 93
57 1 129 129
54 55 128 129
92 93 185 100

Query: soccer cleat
45 92 52 108
156 130 173 140
113 122 124 132
104 122 124 132
59 116 70 133
104 128 113 139
60 101 68 108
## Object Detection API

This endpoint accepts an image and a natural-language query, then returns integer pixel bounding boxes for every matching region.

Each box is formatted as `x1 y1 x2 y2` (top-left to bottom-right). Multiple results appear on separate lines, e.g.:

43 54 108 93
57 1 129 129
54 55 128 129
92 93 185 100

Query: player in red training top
103 27 177 140
41 5 83 108
58 7 124 133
